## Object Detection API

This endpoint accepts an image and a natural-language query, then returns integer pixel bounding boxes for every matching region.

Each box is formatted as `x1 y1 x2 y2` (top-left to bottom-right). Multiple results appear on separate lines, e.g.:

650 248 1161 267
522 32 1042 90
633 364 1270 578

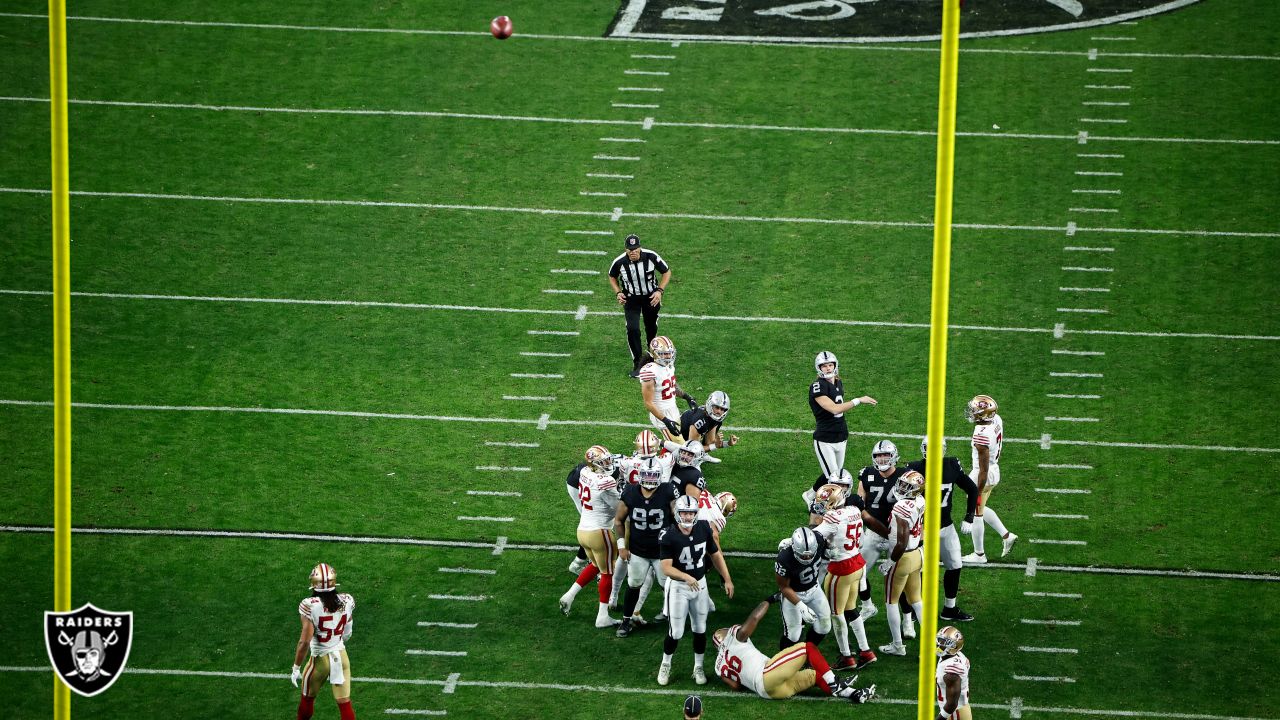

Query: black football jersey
809 377 848 442
620 482 679 558
775 537 827 592
905 457 978 529
659 520 719 581
565 462 587 490
680 407 723 441
859 465 907 529
671 464 706 496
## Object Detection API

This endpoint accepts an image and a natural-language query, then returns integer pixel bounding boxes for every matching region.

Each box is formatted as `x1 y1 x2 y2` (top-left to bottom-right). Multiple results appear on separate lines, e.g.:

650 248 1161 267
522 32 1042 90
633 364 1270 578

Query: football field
2 1 1279 718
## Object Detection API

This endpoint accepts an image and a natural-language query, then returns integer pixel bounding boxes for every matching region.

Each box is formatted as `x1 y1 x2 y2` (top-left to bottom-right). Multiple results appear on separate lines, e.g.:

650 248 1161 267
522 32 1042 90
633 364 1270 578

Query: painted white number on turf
755 0 871 21
679 542 707 571
662 0 725 21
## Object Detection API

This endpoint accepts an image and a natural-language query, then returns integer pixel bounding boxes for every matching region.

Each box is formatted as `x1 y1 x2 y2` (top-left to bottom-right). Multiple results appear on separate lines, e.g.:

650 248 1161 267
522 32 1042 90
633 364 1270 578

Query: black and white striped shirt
608 250 669 297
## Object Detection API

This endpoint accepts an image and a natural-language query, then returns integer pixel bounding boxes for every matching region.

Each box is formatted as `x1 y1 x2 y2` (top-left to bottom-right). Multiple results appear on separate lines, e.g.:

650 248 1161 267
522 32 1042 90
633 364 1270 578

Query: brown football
490 16 513 39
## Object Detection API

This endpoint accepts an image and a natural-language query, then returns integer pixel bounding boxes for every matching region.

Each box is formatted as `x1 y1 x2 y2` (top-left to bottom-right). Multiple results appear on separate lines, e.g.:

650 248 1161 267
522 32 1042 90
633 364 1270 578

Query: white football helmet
964 394 998 423
634 429 660 458
895 470 925 500
585 445 614 474
676 439 705 468
872 439 899 472
706 391 731 422
675 495 699 529
790 527 820 565
830 468 855 497
649 336 676 368
309 563 338 592
637 457 664 490
814 350 839 380
715 491 737 518
921 436 948 459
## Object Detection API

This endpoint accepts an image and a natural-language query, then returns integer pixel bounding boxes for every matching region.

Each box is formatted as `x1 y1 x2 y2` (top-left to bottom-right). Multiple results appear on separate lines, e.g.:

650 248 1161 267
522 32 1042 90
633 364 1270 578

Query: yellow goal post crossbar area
49 0 73 717
919 1 961 719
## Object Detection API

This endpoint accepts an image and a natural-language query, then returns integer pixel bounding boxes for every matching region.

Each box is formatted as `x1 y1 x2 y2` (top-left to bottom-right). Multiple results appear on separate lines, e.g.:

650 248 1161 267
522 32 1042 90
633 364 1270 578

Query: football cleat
558 592 574 616
871 439 899 471
649 336 676 368
849 684 876 704
653 612 668 623
568 557 588 575
937 626 965 657
834 655 858 671
616 618 634 638
859 601 879 621
309 563 338 592
631 613 646 626
693 665 707 685
856 650 878 669
657 662 672 686
961 552 988 565
814 351 839 379
965 394 998 423
1002 533 1019 558
895 470 925 500
878 642 907 656
585 445 614 474
902 616 916 639
940 606 975 622
595 615 621 628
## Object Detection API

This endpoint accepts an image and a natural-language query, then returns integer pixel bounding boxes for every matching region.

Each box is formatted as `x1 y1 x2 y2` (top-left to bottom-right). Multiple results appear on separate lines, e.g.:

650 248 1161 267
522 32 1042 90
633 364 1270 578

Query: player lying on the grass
658 495 734 686
292 563 356 720
878 470 926 657
810 485 878 670
713 597 876 703
614 456 680 638
640 336 698 442
962 394 1017 564
907 436 978 622
560 445 623 628
680 390 740 451
935 626 972 720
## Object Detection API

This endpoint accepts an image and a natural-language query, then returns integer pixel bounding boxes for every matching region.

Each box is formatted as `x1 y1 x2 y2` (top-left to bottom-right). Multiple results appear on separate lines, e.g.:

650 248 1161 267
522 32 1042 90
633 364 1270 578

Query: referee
608 234 671 377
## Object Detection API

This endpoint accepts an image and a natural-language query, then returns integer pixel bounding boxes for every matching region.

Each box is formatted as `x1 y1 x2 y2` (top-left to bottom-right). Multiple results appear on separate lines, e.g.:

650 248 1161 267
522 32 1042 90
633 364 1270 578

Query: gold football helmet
811 483 846 514
937 626 965 657
634 429 660 458
309 563 338 592
715 491 738 518
649 336 676 367
964 394 998 423
895 470 925 500
585 445 614 474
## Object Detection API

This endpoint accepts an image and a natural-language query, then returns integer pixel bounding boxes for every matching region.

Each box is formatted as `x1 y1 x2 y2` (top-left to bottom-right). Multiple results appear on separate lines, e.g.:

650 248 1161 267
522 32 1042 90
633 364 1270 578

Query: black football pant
624 296 661 365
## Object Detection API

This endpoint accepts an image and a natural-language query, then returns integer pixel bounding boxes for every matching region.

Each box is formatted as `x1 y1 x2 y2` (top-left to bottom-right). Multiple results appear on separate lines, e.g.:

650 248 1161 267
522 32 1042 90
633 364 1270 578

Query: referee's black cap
625 234 641 249
683 695 703 717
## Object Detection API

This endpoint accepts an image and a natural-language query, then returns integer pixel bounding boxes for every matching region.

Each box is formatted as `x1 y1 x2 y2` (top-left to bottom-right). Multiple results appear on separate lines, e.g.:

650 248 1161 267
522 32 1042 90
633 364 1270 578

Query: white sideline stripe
519 351 571 357
563 230 613 235
385 709 447 715
6 399 1280 453
3 526 1276 581
6 288 1278 341
484 441 539 447
1019 646 1079 654
2 96 1278 147
1024 591 1084 598
502 396 556 402
557 249 607 256
1068 207 1118 212
1050 371 1104 377
632 54 676 59
550 268 601 274
624 70 669 76
4 185 1279 238
585 173 633 180
438 567 497 575
1036 488 1092 494
456 516 515 523
406 650 468 657
466 490 523 497
1034 513 1090 520
510 372 565 378
475 466 531 472
428 594 486 601
1014 675 1077 683
1038 463 1094 469
1052 349 1105 356
541 290 592 296
418 621 478 629
1030 539 1089 545
3 665 1275 719
1046 394 1101 399
1056 307 1108 313
1021 618 1083 625
579 191 627 198
1059 287 1110 293
1044 416 1100 422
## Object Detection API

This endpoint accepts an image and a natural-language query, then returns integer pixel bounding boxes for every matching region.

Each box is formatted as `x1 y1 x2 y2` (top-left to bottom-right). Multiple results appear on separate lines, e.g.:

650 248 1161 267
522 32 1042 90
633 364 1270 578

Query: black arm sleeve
949 458 979 519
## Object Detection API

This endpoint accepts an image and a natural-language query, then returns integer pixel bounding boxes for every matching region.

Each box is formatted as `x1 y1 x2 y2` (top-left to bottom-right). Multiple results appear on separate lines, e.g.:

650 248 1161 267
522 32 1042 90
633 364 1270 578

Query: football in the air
490 16 513 39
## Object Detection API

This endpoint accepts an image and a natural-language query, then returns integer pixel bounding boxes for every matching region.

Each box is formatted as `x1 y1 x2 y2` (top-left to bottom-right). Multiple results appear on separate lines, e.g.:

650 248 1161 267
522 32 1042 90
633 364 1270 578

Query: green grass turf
2 0 1279 717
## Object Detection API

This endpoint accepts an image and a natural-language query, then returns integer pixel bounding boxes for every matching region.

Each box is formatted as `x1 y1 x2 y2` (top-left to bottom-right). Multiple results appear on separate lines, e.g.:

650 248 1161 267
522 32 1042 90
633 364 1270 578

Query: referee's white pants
781 585 832 641
813 439 847 481
663 576 710 640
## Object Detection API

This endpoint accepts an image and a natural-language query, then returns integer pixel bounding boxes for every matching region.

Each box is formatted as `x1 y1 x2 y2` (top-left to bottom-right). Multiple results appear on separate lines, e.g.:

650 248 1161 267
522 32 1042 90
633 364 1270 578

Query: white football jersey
935 652 971 713
617 452 674 488
299 593 355 655
697 489 727 533
971 414 1004 468
576 468 620 531
814 506 864 563
714 625 771 700
638 361 679 420
890 496 924 552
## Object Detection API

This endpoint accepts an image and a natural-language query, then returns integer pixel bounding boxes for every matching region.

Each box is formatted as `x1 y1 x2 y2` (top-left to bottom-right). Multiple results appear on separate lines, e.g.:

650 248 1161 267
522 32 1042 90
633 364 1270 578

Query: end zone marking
443 672 461 694
406 650 468 657
1018 646 1079 654
493 536 508 556
456 516 515 523
1024 591 1083 598
466 490 524 497
1025 557 1038 577
439 567 497 575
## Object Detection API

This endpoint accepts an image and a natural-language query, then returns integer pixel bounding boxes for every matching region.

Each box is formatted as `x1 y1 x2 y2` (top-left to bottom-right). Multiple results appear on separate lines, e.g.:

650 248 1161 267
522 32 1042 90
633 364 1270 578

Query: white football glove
960 520 974 535
877 558 894 577
290 664 302 688
798 603 818 625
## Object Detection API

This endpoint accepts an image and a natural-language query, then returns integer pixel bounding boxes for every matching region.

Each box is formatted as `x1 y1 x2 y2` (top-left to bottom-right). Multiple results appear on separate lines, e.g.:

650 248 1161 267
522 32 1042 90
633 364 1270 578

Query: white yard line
1013 675 1077 683
541 290 592 296
428 594 487 601
563 230 613 235
1059 287 1110 293
611 102 659 109
1061 266 1114 272
1075 170 1124 176
579 191 627 198
1051 349 1105 356
550 268 601 275
1077 153 1125 158
483 441 539 447
598 137 645 142
1038 463 1094 469
1035 488 1092 494
1045 394 1101 399
585 173 633 180
617 86 664 92
1049 371 1104 377
1055 307 1108 313
465 490 523 497
1024 591 1084 598
509 372 565 378
475 466 531 472
632 54 676 59
406 650 468 657
456 516 515 523
527 330 579 336
1085 84 1132 89
1068 207 1118 212
557 249 607 256
1079 118 1129 124
1019 646 1080 653
1044 416 1100 422
438 567 497 575
1063 246 1115 251
1021 618 1083 625
503 394 557 400
1030 539 1089 545
385 709 447 715
1034 513 1090 520
519 351 571 357
623 70 668 76
592 155 640 161
1072 189 1122 194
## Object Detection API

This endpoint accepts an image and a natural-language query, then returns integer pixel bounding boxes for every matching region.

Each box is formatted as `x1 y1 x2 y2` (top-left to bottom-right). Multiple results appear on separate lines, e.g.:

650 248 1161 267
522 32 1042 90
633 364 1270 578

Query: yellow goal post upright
919 1 962 719
49 0 73 717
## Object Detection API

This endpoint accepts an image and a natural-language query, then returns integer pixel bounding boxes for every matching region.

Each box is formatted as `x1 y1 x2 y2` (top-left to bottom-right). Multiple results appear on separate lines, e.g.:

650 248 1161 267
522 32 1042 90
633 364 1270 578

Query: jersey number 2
579 484 593 511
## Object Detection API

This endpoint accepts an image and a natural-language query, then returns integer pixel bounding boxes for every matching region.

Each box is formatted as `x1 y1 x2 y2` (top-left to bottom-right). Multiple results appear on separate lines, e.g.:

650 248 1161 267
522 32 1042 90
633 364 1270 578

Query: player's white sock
984 508 1009 537
886 604 903 646
822 669 837 687
911 602 924 628
610 560 628 607
565 583 584 600
972 518 987 555
944 596 956 609
693 653 704 670
831 614 852 656
636 569 654 614
597 602 612 621
662 653 674 666
850 614 870 651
